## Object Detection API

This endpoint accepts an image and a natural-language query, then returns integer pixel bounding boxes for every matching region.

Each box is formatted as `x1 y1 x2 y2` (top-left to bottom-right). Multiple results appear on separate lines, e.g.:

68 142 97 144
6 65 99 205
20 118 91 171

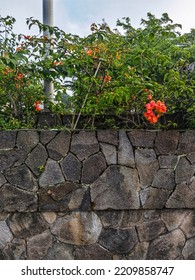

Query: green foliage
0 13 194 129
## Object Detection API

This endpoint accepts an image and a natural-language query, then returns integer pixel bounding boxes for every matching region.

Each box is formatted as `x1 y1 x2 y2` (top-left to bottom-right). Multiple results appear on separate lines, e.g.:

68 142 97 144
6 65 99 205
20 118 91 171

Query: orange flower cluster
34 101 43 111
100 75 112 83
14 73 25 80
85 48 99 57
86 49 93 56
144 98 167 124
4 67 12 75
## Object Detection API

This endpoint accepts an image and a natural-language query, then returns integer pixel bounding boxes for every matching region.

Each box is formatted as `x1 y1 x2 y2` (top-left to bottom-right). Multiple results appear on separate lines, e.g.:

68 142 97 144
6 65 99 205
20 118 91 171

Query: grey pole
43 0 54 107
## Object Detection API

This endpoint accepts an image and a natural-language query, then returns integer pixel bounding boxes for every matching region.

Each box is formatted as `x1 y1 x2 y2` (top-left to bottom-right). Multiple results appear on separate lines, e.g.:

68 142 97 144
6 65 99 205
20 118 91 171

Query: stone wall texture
0 129 194 260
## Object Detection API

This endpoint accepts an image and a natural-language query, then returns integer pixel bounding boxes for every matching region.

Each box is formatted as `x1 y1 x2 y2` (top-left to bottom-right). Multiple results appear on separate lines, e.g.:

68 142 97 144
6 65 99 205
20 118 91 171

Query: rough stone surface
41 212 57 224
71 131 99 161
187 153 195 164
121 210 144 227
166 179 195 208
25 143 48 176
180 212 195 238
100 143 117 165
177 131 195 155
0 184 37 212
127 242 149 260
68 186 91 211
0 173 6 187
0 131 16 149
155 131 179 155
97 211 124 228
27 230 53 259
47 131 71 160
0 221 13 249
152 169 175 191
39 159 65 188
118 131 135 167
147 229 185 259
81 152 107 184
5 164 37 191
97 130 118 146
16 131 39 153
137 220 166 242
0 130 195 260
128 130 156 148
91 165 140 210
99 227 138 254
140 187 170 209
8 213 48 238
175 157 195 184
135 148 159 189
158 155 178 169
0 149 25 171
74 244 112 260
0 249 5 259
182 237 195 259
0 210 194 260
61 153 81 182
3 238 26 260
43 241 74 260
39 182 79 211
161 210 187 231
39 182 91 212
51 212 102 245
39 130 57 145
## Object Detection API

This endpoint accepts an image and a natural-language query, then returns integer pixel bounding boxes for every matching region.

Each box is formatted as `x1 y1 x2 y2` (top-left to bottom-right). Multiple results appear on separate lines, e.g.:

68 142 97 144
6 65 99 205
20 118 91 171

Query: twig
73 60 102 130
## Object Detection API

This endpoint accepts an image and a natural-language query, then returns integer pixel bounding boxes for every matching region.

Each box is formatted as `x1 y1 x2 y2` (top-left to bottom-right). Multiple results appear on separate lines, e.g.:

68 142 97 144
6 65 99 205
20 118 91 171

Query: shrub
0 13 194 129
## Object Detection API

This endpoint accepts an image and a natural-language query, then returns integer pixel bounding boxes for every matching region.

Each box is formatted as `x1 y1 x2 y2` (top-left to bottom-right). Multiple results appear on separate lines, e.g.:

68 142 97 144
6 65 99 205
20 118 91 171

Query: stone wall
0 129 194 260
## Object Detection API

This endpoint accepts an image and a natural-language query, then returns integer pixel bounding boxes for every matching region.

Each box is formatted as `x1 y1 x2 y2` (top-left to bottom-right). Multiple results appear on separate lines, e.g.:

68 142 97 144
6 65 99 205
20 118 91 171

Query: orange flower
104 75 112 83
53 61 63 66
4 68 12 75
144 99 167 124
14 73 25 81
100 75 112 83
86 49 93 56
145 100 156 111
144 111 158 124
34 101 43 111
155 100 167 113
17 73 25 80
16 47 22 52
147 94 153 100
94 48 99 53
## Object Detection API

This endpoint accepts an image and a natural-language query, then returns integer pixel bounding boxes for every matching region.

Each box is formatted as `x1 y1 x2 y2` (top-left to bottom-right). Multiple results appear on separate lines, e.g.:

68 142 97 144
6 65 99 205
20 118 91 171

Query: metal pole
43 0 54 107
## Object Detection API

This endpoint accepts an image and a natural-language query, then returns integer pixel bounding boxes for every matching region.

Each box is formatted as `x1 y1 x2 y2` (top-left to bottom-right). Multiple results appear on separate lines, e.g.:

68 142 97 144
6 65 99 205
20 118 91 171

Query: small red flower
144 99 166 124
86 49 93 56
147 94 153 100
17 73 25 80
100 75 112 83
4 68 12 75
34 101 43 111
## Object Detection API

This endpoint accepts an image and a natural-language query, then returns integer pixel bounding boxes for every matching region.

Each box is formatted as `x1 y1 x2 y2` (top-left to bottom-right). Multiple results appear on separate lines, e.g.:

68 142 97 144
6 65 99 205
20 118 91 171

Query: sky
0 0 195 37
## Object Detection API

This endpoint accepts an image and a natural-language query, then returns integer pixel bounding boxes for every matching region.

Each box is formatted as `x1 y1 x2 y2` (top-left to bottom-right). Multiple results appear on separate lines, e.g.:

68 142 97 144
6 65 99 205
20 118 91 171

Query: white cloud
0 0 194 36
0 0 42 35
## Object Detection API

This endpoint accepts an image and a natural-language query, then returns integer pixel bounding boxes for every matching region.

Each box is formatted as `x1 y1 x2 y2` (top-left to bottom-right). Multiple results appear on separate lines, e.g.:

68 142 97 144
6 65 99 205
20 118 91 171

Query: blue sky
0 0 195 36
